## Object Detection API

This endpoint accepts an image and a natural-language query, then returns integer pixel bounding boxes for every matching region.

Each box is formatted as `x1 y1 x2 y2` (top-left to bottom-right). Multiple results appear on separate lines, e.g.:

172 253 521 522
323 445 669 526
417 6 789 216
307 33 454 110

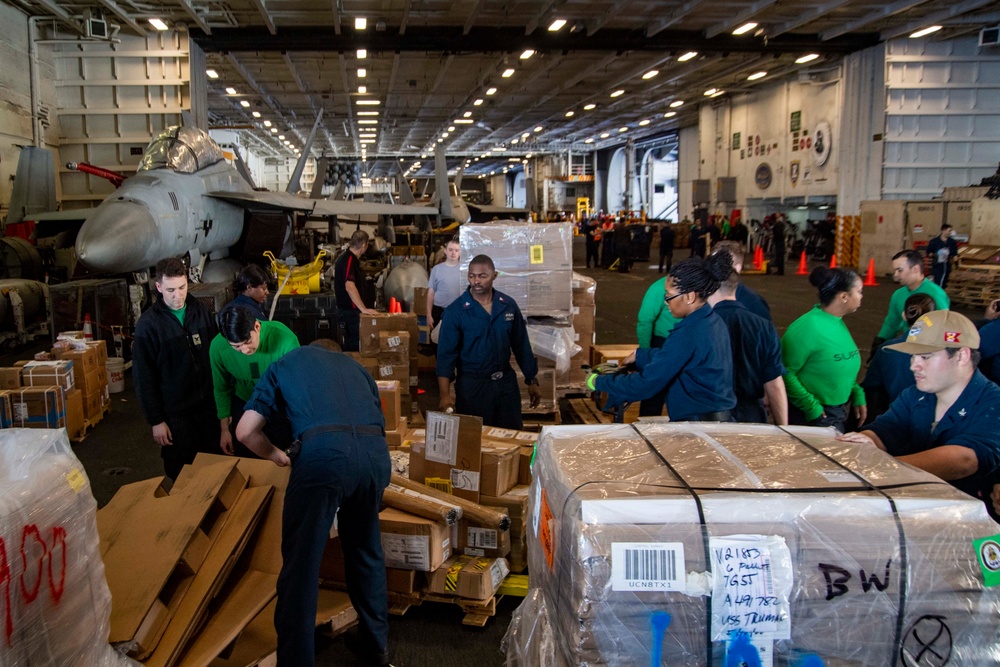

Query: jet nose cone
76 201 159 273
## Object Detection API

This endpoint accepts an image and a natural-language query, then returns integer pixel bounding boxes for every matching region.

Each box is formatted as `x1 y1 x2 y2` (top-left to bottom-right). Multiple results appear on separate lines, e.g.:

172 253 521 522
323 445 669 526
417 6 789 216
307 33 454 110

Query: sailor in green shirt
636 276 680 416
781 266 867 432
875 249 949 344
211 305 300 456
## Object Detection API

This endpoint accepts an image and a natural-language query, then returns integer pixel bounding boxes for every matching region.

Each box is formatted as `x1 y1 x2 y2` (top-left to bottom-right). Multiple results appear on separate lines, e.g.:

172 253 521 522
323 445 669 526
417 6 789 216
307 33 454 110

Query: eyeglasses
663 291 685 304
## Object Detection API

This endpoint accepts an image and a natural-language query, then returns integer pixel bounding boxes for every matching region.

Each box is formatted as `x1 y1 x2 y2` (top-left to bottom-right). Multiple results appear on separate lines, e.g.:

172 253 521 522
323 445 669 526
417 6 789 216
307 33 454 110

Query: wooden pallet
71 403 111 443
565 398 613 425
387 590 501 627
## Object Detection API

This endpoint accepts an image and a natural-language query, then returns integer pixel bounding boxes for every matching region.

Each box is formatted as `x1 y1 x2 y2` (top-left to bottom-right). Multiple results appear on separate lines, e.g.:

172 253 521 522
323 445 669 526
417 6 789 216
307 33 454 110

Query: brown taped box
320 538 421 594
83 388 104 420
427 555 510 601
408 412 483 503
386 416 408 449
54 345 100 380
374 361 409 383
360 313 418 358
379 507 452 572
480 445 520 497
590 344 636 368
456 506 511 559
378 330 410 364
0 367 21 389
21 360 75 393
0 391 12 428
65 389 84 439
79 366 106 398
377 380 402 426
481 485 530 530
518 446 534 485
87 339 109 364
10 386 66 429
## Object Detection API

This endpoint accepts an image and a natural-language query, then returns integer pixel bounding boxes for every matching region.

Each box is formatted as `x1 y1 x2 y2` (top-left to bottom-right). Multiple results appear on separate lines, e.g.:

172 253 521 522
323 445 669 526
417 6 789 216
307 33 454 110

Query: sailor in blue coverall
236 342 392 667
589 253 737 421
436 254 541 428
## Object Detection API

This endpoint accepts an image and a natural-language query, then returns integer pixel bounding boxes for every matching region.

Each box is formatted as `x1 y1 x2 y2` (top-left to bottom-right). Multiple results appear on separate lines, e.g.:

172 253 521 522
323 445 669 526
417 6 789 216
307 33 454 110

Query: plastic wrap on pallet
526 324 581 375
0 429 137 667
505 422 1000 666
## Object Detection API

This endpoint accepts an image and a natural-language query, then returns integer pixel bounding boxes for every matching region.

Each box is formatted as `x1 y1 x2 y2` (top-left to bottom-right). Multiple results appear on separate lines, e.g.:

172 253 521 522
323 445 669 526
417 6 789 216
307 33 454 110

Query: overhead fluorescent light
502 68 515 78
565 111 575 117
438 138 444 143
732 22 757 35
748 71 767 81
271 128 278 133
664 111 677 118
584 103 596 110
448 126 455 131
642 70 659 80
361 140 376 144
357 111 379 116
454 119 473 124
225 87 237 95
358 120 379 124
358 85 367 93
548 19 566 31
463 111 472 118
511 139 519 144
704 88 718 96
534 126 543 132
584 138 594 143
639 119 650 126
474 98 484 106
252 111 261 118
356 99 381 105
357 68 367 78
669 100 684 108
910 25 942 38
278 134 285 140
206 69 219 79
795 53 820 64
619 126 628 132
264 120 272 127
678 51 698 62
355 17 367 30
600 132 610 138
240 100 250 107
710 89 725 98
610 89 624 98
357 49 367 59
520 49 535 60
486 87 497 95
442 133 449 138
148 18 169 31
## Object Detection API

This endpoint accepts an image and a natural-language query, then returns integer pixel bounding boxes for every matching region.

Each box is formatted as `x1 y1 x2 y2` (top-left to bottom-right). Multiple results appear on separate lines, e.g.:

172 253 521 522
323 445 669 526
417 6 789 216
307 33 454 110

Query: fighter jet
74 118 434 276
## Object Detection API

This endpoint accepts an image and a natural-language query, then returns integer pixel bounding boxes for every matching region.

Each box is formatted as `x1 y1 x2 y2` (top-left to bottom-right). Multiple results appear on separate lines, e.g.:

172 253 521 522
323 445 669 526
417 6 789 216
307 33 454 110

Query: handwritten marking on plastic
0 525 67 646
900 615 952 667
711 536 792 641
818 560 891 600
649 611 671 667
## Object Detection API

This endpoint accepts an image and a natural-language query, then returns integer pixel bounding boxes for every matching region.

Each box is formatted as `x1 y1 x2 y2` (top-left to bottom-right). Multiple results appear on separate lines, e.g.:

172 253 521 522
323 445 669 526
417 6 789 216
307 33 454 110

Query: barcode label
387 335 402 348
467 527 498 549
610 542 685 592
381 534 430 570
425 477 452 493
426 412 459 464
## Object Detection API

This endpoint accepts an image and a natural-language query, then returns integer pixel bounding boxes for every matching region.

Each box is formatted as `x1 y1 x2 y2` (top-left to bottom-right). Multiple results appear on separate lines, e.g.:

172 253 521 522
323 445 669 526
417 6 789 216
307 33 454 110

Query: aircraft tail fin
434 144 452 220
286 109 324 194
310 157 329 198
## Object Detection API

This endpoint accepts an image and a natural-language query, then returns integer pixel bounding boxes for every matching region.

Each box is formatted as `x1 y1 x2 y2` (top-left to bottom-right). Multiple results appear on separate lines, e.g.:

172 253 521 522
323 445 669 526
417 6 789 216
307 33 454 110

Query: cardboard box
377 381 402 426
65 389 84 439
10 386 66 428
83 388 104 421
460 222 573 271
360 313 419 357
87 339 109 364
518 445 534 485
572 272 597 306
79 367 105 398
428 555 510 600
409 412 483 503
320 538 421 594
481 426 539 447
21 360 75 393
386 416 408 448
480 445 520 497
374 362 409 383
413 287 430 317
378 330 410 364
0 367 21 390
456 507 511 559
480 485 530 531
54 345 100 381
379 507 451 571
0 390 12 428
590 344 638 368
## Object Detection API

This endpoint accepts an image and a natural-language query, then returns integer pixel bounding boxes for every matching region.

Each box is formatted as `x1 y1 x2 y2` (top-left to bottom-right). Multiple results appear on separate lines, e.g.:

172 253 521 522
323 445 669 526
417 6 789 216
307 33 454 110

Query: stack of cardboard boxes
0 338 110 439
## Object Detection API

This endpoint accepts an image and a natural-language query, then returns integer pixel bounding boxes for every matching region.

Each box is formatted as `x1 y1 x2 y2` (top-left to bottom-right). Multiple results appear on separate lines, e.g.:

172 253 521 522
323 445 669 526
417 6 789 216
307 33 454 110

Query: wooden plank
99 460 246 652
144 484 274 667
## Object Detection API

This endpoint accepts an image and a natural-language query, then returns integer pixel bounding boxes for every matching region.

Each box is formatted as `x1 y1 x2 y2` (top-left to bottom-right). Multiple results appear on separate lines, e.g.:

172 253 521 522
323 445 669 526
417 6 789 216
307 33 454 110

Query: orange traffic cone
394 299 403 313
388 297 398 313
829 253 837 269
796 251 809 275
753 246 762 271
863 258 879 287
83 313 94 340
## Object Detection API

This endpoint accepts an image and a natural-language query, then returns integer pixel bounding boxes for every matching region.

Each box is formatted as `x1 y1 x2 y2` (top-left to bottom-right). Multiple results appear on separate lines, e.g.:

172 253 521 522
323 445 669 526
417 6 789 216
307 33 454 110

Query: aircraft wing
207 190 435 217
466 202 530 216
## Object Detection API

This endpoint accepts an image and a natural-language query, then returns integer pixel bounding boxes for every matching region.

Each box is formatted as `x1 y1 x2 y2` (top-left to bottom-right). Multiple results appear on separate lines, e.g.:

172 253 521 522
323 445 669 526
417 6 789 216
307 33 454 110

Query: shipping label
451 468 480 492
710 535 792 640
467 527 498 549
426 412 459 465
610 542 685 592
381 533 430 570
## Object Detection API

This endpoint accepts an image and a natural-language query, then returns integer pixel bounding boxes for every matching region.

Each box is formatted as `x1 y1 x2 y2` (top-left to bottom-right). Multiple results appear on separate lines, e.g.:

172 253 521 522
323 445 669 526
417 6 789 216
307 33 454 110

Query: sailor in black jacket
132 258 220 479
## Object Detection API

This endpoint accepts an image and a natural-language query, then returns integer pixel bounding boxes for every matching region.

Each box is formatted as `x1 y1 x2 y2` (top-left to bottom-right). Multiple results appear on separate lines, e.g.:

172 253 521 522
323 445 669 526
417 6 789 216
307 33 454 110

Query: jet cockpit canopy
138 126 224 174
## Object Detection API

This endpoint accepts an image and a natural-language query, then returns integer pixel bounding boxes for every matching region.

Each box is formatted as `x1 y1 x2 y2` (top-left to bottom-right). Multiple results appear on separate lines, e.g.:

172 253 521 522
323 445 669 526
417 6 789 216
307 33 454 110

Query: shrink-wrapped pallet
504 423 1000 666
0 428 136 666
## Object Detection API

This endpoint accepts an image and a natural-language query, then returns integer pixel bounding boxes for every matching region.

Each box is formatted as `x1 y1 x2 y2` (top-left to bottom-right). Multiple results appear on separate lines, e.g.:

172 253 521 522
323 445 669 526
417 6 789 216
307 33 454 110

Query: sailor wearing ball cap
839 310 1000 519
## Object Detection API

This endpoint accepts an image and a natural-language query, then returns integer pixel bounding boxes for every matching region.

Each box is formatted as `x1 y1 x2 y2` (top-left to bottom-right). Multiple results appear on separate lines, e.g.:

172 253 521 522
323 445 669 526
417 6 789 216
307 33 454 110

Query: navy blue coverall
244 346 391 667
436 287 538 429
713 300 786 423
594 303 736 421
